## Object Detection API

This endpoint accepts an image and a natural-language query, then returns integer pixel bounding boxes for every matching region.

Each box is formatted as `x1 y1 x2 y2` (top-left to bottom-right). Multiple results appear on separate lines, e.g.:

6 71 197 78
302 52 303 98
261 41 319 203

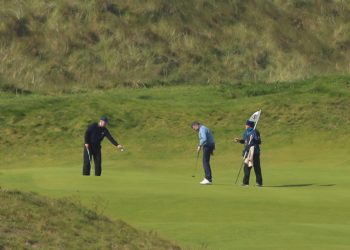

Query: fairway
1 80 350 249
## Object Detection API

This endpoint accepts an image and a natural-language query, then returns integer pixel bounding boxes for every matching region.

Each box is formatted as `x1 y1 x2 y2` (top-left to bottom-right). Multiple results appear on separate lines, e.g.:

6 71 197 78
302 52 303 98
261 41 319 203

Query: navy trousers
243 153 262 185
83 146 102 176
202 144 215 182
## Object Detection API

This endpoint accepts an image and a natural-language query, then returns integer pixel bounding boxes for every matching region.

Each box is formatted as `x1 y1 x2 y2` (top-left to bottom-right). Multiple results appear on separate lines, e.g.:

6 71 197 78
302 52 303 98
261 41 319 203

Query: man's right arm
84 124 94 146
234 138 244 144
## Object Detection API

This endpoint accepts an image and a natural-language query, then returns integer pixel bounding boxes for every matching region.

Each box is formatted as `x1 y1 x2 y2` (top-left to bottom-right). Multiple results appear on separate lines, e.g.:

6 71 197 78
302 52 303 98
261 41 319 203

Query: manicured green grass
1 144 350 249
1 76 350 249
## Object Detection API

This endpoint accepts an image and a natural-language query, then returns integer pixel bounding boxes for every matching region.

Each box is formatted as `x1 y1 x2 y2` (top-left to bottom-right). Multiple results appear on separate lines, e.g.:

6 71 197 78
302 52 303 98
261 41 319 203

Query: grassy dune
1 76 350 249
1 0 350 93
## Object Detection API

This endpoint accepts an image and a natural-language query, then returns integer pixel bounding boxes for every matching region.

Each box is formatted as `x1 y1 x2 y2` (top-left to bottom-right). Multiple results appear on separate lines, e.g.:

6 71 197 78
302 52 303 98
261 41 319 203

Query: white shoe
200 178 212 185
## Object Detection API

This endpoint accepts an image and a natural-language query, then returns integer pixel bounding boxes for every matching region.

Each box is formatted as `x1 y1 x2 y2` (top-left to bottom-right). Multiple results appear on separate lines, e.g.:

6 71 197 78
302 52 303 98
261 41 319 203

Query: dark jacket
84 123 118 148
238 128 261 157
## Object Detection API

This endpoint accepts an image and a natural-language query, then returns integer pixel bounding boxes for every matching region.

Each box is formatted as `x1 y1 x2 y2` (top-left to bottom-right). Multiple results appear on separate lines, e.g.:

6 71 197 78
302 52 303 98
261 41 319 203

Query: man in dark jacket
83 116 124 176
234 120 263 186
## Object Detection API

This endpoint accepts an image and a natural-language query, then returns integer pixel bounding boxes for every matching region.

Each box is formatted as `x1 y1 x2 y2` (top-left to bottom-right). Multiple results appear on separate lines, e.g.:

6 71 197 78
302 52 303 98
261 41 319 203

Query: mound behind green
1 0 350 93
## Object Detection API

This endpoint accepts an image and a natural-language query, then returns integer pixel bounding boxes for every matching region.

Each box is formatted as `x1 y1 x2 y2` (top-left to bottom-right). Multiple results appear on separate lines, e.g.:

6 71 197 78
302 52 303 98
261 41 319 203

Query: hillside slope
0 188 181 250
0 75 349 167
0 0 350 93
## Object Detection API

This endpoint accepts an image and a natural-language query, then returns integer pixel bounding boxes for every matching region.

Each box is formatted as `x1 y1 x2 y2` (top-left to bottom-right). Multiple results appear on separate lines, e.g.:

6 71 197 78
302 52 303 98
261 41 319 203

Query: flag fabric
249 110 261 123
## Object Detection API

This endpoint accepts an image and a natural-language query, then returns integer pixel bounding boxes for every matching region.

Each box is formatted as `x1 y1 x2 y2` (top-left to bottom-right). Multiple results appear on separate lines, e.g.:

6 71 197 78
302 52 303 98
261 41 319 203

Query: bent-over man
191 121 215 185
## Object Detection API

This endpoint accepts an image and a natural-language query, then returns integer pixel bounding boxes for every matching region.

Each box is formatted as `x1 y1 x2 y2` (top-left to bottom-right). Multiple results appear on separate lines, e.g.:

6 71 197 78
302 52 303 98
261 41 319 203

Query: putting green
1 140 349 250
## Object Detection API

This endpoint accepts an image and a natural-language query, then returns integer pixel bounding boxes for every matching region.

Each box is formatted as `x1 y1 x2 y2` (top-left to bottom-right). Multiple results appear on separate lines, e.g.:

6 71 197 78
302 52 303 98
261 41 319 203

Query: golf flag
248 110 262 130
249 110 261 123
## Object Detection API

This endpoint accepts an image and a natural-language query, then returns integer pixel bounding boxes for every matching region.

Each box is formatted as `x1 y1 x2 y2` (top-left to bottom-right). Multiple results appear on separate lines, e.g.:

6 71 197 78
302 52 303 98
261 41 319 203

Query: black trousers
243 153 263 185
202 144 215 182
83 146 102 176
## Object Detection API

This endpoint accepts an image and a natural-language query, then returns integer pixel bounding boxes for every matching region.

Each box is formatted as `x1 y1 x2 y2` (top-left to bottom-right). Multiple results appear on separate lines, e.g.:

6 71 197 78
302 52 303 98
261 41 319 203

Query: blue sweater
198 125 215 147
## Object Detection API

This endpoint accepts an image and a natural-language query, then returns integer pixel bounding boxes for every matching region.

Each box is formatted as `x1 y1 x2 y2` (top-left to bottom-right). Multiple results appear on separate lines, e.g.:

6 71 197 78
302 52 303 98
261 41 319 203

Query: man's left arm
104 129 119 146
199 128 207 147
255 130 262 145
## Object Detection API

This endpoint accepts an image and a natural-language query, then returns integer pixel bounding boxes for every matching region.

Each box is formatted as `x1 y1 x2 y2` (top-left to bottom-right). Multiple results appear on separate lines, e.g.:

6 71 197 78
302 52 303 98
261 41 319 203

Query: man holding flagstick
234 110 263 187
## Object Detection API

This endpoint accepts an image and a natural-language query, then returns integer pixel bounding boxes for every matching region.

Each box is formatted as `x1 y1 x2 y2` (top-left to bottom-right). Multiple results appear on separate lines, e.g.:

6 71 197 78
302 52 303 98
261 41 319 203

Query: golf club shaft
192 150 201 177
86 147 94 174
86 148 91 162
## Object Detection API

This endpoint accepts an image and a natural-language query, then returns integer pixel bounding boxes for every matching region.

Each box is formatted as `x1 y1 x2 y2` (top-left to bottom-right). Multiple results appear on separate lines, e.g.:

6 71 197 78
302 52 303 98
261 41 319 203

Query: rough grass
1 75 350 175
1 75 349 150
0 0 350 93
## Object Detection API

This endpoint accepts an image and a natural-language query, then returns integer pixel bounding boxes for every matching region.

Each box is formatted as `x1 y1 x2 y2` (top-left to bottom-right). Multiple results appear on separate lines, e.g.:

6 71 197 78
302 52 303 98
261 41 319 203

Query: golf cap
100 115 109 123
246 120 255 128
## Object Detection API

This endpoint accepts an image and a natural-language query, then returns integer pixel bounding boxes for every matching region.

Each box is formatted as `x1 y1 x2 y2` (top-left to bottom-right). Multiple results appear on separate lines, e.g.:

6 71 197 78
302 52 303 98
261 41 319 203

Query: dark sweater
84 123 118 148
238 128 261 156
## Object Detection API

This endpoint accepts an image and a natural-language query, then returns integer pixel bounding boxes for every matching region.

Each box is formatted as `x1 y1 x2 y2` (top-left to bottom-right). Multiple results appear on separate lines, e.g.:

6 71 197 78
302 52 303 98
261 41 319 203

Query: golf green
1 141 349 249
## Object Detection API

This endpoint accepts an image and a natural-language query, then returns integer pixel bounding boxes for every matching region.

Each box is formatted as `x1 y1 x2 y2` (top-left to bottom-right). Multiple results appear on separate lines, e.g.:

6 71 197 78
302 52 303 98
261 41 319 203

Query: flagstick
234 159 245 184
253 109 261 131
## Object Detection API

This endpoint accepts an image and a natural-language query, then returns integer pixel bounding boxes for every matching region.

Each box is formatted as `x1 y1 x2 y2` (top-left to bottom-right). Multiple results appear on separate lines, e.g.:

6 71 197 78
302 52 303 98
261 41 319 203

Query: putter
192 150 201 178
86 148 91 161
86 147 94 174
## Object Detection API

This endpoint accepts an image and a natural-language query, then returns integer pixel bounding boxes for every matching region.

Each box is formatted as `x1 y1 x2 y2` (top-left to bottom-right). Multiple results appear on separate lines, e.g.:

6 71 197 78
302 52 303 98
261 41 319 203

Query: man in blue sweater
191 121 215 185
234 120 263 186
